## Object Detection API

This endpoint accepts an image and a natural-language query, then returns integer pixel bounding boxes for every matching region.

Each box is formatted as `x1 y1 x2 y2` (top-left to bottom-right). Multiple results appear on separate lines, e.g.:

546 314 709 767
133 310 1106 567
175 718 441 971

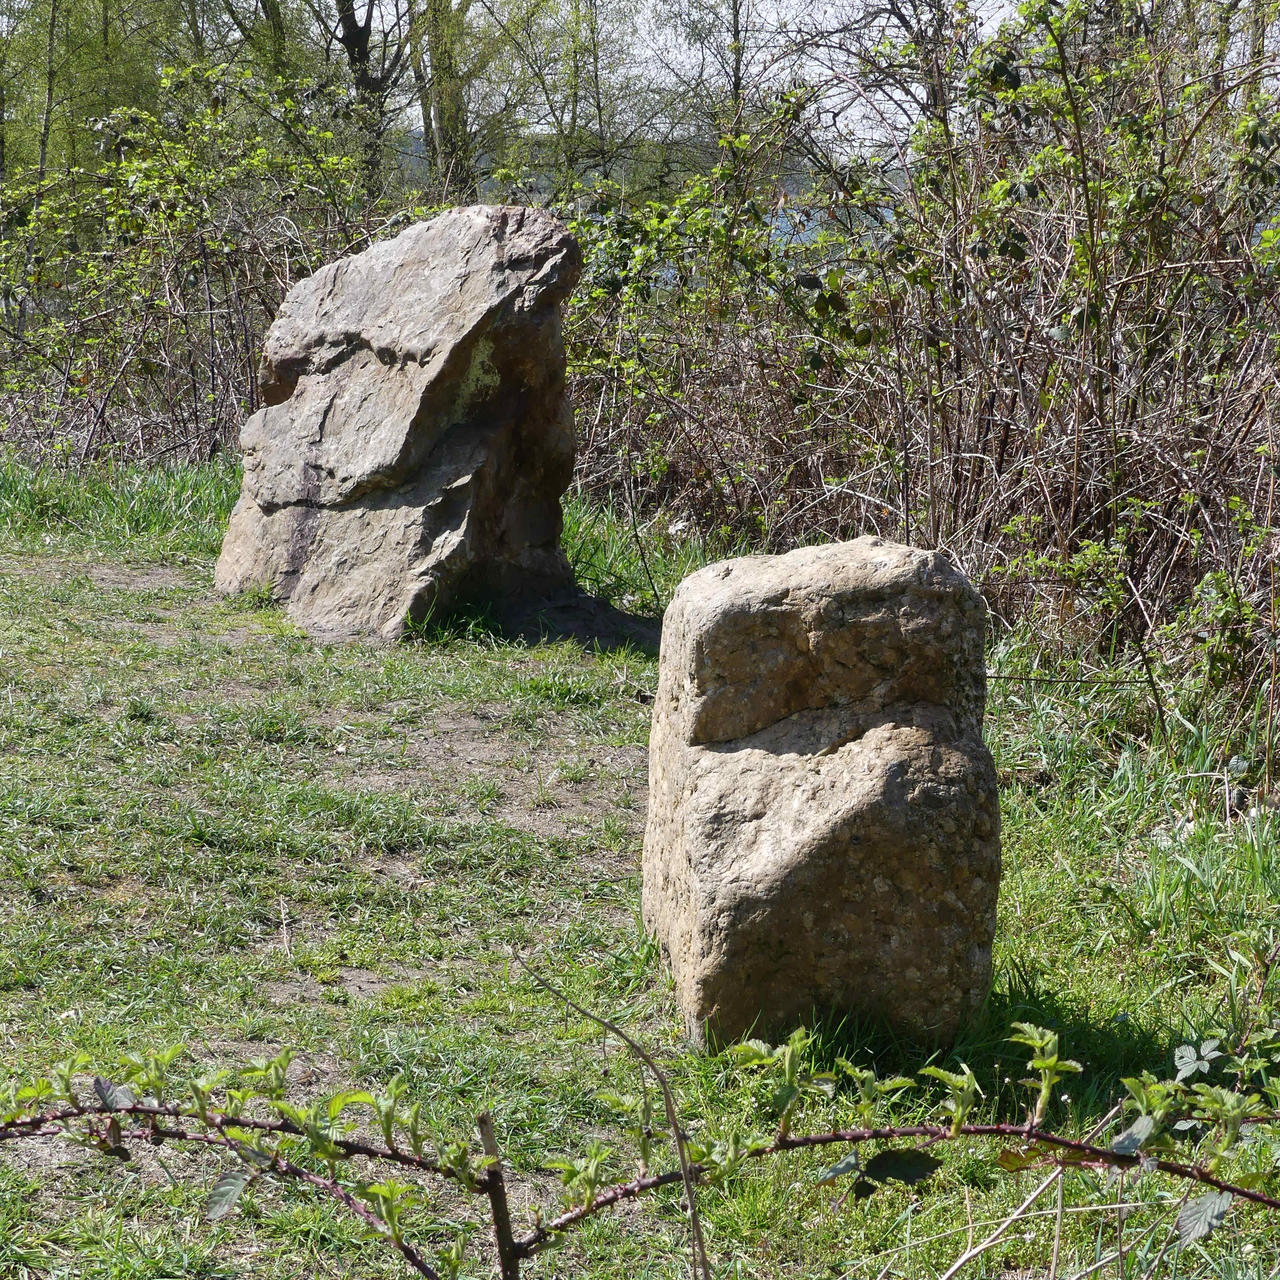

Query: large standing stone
642 539 1000 1046
215 206 581 640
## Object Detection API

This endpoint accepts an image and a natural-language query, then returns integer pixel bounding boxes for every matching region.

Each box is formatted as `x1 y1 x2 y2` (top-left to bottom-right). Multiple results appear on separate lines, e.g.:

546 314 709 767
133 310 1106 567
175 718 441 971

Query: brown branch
512 1118 1280 1255
0 1100 452 1181
40 1118 445 1280
10 1095 1280 1273
515 956 714 1280
272 1154 442 1280
477 1111 520 1280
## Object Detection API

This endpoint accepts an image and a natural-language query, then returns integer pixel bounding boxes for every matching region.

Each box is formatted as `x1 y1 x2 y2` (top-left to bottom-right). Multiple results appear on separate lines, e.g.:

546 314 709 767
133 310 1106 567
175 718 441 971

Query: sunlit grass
0 451 239 558
0 460 1277 1277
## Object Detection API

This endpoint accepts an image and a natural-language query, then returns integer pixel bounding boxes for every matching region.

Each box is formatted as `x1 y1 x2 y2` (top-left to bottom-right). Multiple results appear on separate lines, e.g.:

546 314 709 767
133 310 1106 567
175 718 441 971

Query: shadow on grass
412 588 661 655
794 968 1174 1130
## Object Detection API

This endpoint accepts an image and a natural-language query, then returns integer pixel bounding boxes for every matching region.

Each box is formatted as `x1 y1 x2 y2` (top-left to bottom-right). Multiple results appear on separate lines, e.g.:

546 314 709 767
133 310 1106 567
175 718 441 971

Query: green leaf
996 1147 1037 1172
1174 1044 1201 1082
1008 1022 1054 1050
206 1168 253 1221
729 1040 776 1067
1176 1190 1232 1244
1051 1143 1091 1165
597 1091 638 1116
93 1077 136 1111
815 1151 861 1185
272 1101 308 1129
1174 1039 1223 1082
229 1139 273 1169
770 1082 800 1114
327 1089 375 1121
98 1115 131 1161
803 1071 838 1098
1111 1115 1156 1156
919 1065 972 1091
862 1148 943 1186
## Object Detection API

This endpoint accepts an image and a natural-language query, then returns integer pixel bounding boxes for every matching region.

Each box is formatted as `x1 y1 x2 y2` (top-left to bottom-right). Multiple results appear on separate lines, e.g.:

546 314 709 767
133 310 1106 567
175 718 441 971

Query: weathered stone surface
215 205 581 640
641 538 1000 1046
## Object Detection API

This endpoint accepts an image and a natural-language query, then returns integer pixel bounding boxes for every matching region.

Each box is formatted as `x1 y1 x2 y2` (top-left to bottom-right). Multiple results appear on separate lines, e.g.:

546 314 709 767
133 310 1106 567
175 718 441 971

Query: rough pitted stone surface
215 205 581 639
641 538 1000 1046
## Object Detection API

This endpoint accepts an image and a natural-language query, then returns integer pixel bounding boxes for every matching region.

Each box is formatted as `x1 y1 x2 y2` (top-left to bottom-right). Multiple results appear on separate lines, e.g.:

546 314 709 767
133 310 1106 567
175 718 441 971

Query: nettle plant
5 1001 1280 1278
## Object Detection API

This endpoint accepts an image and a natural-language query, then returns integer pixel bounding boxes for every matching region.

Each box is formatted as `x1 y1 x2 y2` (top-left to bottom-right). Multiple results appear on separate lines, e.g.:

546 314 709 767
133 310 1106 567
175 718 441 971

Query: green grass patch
1 461 1278 1278
0 452 239 558
562 486 740 613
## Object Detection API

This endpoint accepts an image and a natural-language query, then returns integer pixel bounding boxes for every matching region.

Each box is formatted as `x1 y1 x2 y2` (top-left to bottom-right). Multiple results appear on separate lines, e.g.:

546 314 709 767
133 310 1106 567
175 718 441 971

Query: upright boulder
215 206 581 640
642 539 1000 1046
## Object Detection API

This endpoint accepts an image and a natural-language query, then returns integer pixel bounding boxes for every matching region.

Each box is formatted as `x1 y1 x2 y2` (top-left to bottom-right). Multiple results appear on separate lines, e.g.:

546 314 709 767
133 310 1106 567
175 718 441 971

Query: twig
1049 1169 1065 1280
87 1123 443 1280
477 1111 520 1280
514 955 713 1280
0 1099 449 1179
1114 1168 1125 1280
1136 1185 1192 1280
12 1100 1280 1219
1246 934 1280 1050
273 1153 442 1280
938 1168 1062 1280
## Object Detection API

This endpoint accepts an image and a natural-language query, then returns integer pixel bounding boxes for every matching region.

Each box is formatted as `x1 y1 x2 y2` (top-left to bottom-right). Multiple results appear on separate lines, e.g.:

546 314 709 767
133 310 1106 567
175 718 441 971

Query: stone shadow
772 968 1175 1132
422 587 661 655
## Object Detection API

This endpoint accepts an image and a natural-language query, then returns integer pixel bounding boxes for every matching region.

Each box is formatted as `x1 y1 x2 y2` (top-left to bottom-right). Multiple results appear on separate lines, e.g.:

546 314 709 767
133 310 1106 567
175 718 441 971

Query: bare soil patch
0 554 196 593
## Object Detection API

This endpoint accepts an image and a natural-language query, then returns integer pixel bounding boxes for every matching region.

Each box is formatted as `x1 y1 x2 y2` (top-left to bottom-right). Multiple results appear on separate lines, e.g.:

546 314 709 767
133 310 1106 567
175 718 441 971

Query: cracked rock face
641 539 1000 1046
214 205 581 640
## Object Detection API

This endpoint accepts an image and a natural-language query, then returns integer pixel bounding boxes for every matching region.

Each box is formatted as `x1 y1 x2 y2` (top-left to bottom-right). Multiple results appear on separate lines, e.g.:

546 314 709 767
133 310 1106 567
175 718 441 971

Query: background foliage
1 0 1277 659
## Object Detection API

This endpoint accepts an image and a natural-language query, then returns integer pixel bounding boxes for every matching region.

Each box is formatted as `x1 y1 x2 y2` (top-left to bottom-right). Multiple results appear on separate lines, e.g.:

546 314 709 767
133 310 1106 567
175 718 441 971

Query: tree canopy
1 0 1277 648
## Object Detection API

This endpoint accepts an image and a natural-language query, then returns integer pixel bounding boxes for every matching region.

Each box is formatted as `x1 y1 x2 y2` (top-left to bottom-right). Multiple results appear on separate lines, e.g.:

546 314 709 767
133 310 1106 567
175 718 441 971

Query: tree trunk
425 0 475 199
407 0 435 180
730 0 744 127
17 0 60 343
335 0 386 201
1247 0 1268 106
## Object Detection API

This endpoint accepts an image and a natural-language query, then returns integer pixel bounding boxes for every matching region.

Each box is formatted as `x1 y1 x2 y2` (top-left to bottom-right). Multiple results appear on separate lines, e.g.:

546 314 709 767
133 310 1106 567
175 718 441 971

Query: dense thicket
0 0 1276 663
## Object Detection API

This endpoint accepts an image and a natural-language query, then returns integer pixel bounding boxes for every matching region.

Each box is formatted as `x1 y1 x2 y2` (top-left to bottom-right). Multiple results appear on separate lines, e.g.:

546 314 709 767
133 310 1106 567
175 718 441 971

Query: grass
0 458 1278 1278
0 453 239 560
561 486 747 614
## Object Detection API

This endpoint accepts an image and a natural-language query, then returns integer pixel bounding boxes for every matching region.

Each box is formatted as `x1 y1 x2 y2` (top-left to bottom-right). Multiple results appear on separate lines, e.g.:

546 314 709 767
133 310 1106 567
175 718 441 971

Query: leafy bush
9 1005 1280 1278
565 0 1279 656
